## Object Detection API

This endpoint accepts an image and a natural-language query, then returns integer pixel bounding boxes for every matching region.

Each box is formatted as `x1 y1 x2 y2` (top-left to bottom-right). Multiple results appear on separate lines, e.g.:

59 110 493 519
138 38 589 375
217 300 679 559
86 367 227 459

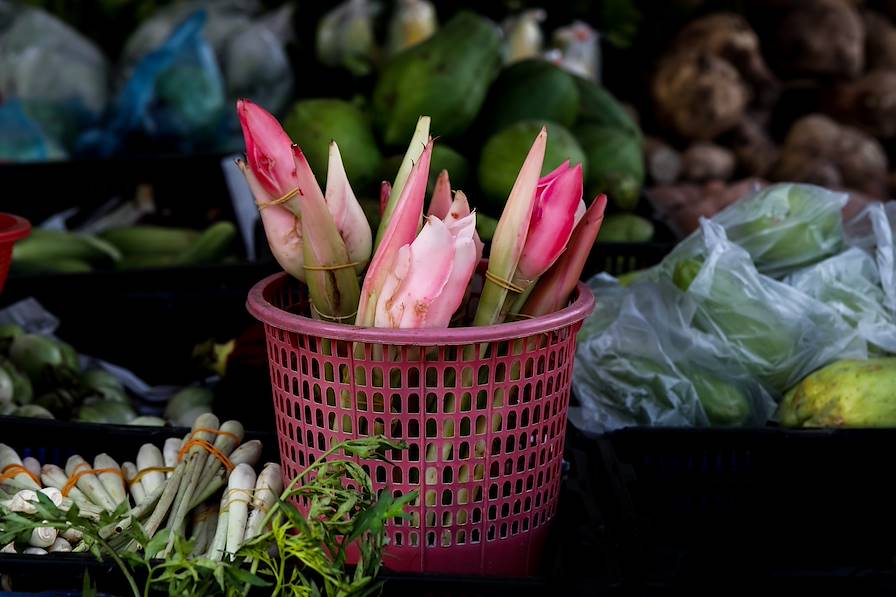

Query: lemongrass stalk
473 127 546 326
93 454 126 507
28 526 57 548
64 456 117 512
375 116 431 249
163 438 181 479
191 504 217 555
100 480 167 539
41 465 98 510
136 444 166 495
49 537 72 553
191 439 263 509
163 415 220 552
22 547 47 555
244 463 282 541
225 463 256 556
23 457 40 481
141 458 187 539
194 420 244 500
207 510 229 561
0 443 40 491
121 462 145 506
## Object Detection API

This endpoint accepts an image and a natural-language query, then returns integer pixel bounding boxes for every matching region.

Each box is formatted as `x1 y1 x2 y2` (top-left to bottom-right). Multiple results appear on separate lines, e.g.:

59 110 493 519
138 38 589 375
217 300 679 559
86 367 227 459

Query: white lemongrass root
1 543 15 553
49 537 72 553
137 444 166 495
121 462 145 505
245 463 282 541
22 457 40 480
64 455 117 512
0 444 40 491
228 441 262 468
207 510 229 561
93 454 126 507
22 547 47 555
28 526 57 548
41 465 93 508
162 438 182 479
61 527 82 544
224 463 256 556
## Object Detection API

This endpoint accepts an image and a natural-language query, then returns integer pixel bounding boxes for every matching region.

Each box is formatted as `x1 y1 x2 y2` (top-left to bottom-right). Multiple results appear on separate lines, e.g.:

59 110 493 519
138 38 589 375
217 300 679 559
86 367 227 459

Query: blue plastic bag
77 10 226 156
0 100 66 162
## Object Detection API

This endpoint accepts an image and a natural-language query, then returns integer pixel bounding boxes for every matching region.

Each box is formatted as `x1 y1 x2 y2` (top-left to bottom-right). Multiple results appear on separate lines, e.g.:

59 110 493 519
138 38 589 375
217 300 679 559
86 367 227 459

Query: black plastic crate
584 242 672 279
583 426 896 583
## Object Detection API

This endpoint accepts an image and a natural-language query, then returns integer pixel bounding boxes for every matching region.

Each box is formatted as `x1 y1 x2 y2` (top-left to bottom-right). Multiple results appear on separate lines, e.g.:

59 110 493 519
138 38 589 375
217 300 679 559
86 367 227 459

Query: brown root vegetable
774 0 864 78
643 137 682 184
772 113 888 195
725 116 778 177
652 50 750 140
681 143 736 182
670 13 778 106
862 10 896 70
828 70 896 138
646 178 766 237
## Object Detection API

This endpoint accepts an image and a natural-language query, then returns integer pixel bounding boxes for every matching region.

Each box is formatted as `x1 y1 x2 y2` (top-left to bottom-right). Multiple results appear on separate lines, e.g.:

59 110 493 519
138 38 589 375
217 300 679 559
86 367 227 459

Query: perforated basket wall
247 271 594 576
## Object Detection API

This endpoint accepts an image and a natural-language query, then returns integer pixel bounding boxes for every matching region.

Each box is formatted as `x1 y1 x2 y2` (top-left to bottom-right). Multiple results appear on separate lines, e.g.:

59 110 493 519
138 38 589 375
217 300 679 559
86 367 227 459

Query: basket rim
246 271 595 344
0 213 30 243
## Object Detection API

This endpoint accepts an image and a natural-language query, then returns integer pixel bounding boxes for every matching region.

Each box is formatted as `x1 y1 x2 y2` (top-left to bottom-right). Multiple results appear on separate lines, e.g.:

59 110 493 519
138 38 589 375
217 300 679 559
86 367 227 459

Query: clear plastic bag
0 2 109 152
671 183 848 279
786 247 896 354
572 273 776 433
665 220 865 391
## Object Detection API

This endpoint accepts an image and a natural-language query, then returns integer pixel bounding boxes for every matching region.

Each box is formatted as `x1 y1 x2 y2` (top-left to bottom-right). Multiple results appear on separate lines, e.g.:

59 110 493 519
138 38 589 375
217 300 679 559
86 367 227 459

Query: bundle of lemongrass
0 414 281 560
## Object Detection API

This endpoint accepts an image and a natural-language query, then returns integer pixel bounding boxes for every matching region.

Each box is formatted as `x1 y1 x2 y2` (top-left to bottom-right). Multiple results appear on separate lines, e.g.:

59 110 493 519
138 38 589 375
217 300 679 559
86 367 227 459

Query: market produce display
0 323 213 425
0 426 412 596
237 99 606 328
11 222 238 274
573 183 896 432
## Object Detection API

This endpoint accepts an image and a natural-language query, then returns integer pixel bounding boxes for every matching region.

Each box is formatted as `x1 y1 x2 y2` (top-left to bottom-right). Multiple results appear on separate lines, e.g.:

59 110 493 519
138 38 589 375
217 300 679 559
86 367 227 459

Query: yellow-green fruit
779 358 896 427
599 213 655 243
688 370 752 426
578 124 644 211
284 99 382 190
478 119 587 211
373 11 502 146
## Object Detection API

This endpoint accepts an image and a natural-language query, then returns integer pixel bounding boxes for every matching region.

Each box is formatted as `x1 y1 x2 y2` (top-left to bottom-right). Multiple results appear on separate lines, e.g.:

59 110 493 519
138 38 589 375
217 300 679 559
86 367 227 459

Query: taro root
681 143 737 182
643 136 682 184
828 70 896 138
773 0 864 79
771 114 888 197
725 116 778 178
646 178 765 237
862 10 896 70
652 50 750 140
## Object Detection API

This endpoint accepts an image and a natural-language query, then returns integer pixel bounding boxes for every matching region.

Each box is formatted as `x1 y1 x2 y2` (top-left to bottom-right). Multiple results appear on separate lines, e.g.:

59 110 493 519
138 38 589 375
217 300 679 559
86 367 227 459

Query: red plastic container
0 214 30 292
247 270 594 576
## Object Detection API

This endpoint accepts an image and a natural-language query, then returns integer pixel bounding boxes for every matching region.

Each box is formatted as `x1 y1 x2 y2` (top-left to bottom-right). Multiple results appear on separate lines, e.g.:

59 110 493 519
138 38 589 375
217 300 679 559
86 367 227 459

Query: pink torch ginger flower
515 160 584 284
238 99 297 197
428 170 453 219
374 213 478 328
325 142 372 273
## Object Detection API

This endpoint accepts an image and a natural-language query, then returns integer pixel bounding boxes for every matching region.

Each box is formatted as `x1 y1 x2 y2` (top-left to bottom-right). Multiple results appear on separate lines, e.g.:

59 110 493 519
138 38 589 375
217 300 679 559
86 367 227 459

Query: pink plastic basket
246 268 594 576
0 213 30 293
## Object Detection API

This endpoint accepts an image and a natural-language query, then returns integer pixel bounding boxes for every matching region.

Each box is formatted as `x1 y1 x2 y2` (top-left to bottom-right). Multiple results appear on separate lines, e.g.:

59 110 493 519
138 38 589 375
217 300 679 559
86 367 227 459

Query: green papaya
284 99 382 190
11 258 93 275
1 361 32 405
577 124 644 211
480 58 580 134
9 334 64 381
428 144 469 193
573 76 641 138
599 214 655 243
478 120 587 211
176 222 237 266
373 11 502 146
0 324 23 340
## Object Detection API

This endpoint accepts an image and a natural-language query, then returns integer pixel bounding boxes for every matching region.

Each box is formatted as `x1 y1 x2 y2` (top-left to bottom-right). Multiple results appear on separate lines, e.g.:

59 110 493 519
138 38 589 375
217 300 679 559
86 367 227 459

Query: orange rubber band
126 466 175 487
62 464 124 497
191 428 242 445
178 439 235 472
0 463 40 486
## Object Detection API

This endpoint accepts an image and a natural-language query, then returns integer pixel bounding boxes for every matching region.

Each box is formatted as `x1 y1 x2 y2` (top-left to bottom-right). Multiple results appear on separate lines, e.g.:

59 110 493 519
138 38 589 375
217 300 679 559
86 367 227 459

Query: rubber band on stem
178 439 235 472
126 466 175 487
0 463 41 486
303 261 361 272
484 270 526 294
62 465 124 497
309 303 357 324
257 187 299 209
